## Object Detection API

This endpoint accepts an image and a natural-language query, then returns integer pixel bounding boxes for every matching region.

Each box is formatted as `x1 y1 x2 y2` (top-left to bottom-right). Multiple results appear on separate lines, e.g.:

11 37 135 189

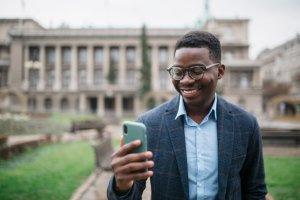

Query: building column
136 45 141 87
151 45 159 91
136 45 142 69
115 93 122 117
97 93 104 117
79 93 86 114
167 45 174 90
38 45 45 91
119 45 126 86
87 45 93 87
103 45 109 86
70 45 78 91
23 45 29 90
36 95 44 113
54 45 61 91
134 94 141 116
52 94 60 113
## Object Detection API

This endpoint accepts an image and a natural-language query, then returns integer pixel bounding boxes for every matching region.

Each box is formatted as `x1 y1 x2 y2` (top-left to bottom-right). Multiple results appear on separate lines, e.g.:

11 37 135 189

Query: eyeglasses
167 63 220 80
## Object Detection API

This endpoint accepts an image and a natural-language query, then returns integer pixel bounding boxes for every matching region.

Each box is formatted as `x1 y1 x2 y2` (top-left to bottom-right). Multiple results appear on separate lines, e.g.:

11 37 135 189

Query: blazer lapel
164 97 189 199
216 97 235 199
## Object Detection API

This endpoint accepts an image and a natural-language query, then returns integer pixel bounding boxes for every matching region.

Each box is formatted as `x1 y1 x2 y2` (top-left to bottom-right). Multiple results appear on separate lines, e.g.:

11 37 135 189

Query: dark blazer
107 95 267 200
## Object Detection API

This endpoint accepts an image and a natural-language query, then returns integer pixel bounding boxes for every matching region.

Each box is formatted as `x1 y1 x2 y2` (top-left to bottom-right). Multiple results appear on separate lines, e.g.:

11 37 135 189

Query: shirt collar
175 94 218 121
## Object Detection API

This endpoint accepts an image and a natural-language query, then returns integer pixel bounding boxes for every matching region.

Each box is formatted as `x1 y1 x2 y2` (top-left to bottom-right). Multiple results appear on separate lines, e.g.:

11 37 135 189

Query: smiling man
107 31 267 200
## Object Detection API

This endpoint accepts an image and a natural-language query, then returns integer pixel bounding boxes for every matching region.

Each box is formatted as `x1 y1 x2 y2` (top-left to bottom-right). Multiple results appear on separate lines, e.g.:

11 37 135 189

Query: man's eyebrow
171 63 206 68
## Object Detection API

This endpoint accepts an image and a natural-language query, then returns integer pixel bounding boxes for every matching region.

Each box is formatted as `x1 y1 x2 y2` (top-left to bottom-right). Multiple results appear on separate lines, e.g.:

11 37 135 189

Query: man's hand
110 138 154 193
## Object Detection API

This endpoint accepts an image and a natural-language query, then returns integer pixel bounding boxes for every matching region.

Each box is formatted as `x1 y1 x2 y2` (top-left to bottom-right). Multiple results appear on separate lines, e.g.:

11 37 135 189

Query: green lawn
0 141 299 200
264 157 300 200
0 141 94 200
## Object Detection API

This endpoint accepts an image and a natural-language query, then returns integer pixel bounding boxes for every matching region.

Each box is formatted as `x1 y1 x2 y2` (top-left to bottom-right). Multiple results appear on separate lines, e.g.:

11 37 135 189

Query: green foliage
0 116 70 135
264 157 300 200
0 142 94 200
146 97 156 109
0 113 99 135
139 24 151 98
49 113 96 123
107 55 117 84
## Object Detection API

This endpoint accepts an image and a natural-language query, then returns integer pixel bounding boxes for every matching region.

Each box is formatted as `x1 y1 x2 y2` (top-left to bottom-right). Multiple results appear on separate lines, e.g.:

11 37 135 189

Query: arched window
44 98 52 113
28 98 37 112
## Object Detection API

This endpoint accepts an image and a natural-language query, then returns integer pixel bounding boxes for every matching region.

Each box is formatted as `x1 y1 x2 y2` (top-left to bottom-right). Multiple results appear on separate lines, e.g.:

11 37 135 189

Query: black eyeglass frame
167 63 220 80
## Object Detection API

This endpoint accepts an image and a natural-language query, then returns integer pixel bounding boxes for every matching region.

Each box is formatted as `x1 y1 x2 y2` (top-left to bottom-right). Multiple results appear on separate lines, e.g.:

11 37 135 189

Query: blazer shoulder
218 96 257 123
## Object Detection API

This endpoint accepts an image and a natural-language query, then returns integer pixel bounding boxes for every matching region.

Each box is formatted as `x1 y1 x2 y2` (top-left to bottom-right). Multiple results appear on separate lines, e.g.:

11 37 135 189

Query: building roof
8 27 194 39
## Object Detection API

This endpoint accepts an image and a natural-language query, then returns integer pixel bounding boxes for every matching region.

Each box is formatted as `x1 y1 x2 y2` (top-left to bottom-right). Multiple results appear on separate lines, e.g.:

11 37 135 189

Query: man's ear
217 64 225 79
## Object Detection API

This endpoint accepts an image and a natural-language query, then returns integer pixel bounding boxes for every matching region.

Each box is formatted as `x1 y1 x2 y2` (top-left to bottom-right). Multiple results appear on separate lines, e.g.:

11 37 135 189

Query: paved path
73 125 151 200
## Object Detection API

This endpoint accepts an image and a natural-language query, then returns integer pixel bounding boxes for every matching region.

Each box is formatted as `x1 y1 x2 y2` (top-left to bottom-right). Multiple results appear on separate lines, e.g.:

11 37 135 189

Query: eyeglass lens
170 66 205 80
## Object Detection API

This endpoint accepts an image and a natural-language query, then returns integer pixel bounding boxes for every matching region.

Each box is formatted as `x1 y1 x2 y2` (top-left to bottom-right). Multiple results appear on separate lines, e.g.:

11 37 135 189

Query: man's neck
185 97 215 124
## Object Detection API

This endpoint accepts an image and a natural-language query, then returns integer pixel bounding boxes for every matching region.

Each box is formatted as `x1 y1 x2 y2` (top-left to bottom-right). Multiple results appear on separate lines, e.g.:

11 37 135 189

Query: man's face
172 47 223 108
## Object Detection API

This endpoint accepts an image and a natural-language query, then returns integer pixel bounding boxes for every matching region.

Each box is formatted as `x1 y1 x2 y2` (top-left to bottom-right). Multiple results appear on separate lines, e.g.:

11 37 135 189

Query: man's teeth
182 90 197 94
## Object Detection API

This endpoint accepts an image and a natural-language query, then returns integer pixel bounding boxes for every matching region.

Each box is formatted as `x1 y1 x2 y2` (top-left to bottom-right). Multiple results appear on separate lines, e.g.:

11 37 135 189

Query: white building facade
0 18 263 118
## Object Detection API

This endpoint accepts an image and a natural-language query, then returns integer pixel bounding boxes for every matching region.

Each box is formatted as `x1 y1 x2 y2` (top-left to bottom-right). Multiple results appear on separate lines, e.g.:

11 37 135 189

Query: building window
94 47 103 66
62 47 71 65
231 71 253 88
110 47 119 64
46 69 55 89
122 97 134 114
46 47 55 65
29 68 39 90
79 69 87 88
44 98 52 112
60 98 69 112
104 97 115 114
126 47 135 65
29 46 40 61
158 47 168 67
0 67 8 88
159 69 168 89
78 47 87 65
126 69 136 85
62 69 70 89
223 28 233 42
224 51 233 60
0 45 9 60
94 69 104 85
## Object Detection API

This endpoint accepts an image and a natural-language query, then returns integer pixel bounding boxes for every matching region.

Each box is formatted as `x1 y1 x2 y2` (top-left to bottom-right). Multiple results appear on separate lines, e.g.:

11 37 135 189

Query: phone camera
123 125 127 134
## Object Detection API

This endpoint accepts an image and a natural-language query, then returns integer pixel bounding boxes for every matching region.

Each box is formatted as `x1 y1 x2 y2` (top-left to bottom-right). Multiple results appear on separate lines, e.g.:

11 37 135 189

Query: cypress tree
107 55 116 84
139 24 151 98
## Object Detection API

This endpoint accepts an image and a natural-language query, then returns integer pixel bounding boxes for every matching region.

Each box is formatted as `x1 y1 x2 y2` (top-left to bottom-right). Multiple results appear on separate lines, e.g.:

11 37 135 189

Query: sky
0 0 299 59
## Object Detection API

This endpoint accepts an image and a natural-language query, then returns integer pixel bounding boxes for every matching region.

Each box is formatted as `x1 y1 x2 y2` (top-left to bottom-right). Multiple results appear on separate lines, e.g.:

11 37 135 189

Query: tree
139 24 151 98
107 55 117 84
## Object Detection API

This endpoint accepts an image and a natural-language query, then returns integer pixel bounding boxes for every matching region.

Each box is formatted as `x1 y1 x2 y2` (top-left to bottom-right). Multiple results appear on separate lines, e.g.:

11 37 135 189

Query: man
107 31 267 199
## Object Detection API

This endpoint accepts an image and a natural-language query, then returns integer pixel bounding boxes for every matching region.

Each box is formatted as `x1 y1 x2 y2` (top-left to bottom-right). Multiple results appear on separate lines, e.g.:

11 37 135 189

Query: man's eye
173 68 183 76
191 67 204 75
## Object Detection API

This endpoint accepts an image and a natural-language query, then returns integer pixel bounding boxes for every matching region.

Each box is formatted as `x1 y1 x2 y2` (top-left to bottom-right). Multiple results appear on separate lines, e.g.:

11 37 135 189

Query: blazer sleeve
107 176 146 200
241 119 268 199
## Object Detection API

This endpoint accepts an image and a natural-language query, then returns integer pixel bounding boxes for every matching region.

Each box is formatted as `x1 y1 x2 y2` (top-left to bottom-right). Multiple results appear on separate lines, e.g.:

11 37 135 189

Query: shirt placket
196 126 205 195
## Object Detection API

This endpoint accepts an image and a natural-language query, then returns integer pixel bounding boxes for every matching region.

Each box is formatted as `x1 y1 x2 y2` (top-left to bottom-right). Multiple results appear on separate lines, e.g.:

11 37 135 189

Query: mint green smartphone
122 121 148 173
122 121 147 154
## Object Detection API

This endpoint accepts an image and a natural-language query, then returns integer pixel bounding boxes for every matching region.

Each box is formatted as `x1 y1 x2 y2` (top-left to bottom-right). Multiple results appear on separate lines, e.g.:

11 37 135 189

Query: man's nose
181 72 194 82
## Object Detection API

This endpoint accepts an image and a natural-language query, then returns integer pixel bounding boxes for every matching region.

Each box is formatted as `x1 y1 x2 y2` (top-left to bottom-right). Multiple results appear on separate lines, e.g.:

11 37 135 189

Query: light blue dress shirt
175 95 218 200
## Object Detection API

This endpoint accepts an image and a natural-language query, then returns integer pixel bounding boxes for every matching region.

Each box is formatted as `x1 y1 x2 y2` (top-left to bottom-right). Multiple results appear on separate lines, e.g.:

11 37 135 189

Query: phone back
122 121 147 154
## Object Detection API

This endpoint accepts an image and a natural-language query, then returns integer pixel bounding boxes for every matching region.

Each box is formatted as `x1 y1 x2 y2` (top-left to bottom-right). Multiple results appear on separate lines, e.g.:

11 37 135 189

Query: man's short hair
174 31 221 63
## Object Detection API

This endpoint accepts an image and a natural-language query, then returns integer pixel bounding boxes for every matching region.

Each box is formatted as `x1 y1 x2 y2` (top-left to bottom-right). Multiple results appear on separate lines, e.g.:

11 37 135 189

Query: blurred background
0 0 299 200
